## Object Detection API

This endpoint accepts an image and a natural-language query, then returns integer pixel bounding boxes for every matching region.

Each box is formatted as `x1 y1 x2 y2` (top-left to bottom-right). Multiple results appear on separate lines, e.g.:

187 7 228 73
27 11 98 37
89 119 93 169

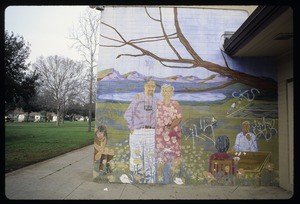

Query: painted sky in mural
98 6 276 81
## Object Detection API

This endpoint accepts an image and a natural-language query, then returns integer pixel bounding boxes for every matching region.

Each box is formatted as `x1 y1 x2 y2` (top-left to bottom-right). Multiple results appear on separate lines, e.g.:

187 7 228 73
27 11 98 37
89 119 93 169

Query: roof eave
223 5 290 56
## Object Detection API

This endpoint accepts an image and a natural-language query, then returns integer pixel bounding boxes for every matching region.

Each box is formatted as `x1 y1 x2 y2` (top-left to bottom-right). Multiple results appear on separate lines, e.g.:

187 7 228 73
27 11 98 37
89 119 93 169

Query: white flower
233 156 240 163
174 177 184 185
120 174 131 183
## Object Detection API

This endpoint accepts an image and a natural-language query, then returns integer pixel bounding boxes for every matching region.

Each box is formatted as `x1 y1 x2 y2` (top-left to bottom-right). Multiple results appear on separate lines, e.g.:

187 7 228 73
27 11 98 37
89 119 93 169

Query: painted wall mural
94 6 278 186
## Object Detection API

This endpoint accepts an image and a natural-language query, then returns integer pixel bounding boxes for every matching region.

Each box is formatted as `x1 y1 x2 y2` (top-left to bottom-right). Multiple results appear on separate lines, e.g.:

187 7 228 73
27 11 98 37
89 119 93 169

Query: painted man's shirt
124 93 158 130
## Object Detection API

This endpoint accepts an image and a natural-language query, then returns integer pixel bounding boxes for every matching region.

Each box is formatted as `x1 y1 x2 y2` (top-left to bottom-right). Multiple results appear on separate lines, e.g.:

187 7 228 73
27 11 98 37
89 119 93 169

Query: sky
5 5 96 67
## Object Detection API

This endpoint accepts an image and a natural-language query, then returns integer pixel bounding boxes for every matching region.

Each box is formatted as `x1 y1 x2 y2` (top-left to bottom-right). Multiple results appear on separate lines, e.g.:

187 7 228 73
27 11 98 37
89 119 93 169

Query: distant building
18 114 26 122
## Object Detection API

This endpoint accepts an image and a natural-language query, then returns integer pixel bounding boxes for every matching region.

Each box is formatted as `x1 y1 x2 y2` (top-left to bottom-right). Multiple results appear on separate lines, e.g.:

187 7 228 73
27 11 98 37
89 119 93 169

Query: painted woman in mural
155 84 183 184
123 80 158 184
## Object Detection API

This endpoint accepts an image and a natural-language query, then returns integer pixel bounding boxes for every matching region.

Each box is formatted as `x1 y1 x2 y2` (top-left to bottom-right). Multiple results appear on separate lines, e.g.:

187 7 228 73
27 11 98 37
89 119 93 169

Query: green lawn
5 121 95 173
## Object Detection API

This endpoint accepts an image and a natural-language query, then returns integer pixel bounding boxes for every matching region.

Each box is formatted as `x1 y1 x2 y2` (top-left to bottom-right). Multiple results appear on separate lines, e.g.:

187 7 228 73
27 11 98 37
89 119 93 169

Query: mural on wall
94 6 278 186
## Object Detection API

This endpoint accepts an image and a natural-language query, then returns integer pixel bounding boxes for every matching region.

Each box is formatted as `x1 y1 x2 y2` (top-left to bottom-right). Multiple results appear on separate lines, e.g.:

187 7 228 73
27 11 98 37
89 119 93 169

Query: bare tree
69 7 100 132
33 55 85 127
100 7 277 93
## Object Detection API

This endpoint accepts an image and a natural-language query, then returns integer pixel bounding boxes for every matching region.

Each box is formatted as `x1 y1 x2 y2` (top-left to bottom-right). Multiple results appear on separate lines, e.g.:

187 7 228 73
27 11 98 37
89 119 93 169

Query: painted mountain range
97 68 231 84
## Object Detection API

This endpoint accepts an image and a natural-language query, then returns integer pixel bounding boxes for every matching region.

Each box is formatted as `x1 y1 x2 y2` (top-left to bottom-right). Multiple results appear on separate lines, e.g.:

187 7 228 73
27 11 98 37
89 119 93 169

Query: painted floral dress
155 100 182 162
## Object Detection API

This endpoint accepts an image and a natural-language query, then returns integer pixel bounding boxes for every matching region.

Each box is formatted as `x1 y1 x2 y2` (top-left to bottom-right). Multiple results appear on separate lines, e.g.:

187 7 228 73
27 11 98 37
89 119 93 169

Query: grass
5 121 95 173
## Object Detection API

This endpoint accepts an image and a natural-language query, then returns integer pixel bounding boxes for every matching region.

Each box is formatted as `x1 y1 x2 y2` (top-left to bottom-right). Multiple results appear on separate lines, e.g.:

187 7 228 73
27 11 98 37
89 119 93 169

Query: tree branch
159 7 182 59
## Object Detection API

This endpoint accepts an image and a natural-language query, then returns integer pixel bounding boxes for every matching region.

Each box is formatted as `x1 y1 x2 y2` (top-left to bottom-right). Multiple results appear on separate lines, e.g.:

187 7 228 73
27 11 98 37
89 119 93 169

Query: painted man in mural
155 84 183 184
234 121 258 152
124 80 158 183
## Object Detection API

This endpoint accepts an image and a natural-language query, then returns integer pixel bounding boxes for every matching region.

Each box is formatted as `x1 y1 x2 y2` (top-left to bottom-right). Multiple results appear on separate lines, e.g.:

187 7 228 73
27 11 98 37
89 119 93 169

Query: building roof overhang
223 5 293 57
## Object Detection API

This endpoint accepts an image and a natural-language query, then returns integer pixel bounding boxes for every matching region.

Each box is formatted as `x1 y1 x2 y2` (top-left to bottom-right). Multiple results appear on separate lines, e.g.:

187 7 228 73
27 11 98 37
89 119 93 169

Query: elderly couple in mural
94 79 259 185
124 80 183 184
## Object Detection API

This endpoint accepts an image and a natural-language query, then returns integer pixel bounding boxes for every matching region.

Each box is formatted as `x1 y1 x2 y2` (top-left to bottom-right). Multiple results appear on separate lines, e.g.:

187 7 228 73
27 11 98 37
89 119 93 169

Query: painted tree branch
158 7 182 59
100 7 277 92
100 22 197 68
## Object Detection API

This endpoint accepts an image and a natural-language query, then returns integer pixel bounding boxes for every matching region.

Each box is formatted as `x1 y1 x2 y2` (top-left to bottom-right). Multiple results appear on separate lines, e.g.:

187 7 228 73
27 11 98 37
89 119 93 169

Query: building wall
278 50 294 192
94 6 279 186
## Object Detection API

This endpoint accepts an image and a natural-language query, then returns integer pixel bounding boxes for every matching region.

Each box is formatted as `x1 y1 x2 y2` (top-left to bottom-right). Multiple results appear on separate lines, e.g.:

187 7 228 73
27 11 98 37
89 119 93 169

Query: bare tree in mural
100 7 277 93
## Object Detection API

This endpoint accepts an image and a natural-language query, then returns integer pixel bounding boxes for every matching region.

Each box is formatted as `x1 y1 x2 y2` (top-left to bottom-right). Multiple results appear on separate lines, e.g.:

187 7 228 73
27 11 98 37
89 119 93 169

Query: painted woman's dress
155 100 182 183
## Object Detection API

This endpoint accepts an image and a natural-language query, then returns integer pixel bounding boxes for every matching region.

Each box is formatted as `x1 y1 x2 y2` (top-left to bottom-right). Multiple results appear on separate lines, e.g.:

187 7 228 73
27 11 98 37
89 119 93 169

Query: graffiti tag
181 117 217 147
252 117 277 141
232 88 260 101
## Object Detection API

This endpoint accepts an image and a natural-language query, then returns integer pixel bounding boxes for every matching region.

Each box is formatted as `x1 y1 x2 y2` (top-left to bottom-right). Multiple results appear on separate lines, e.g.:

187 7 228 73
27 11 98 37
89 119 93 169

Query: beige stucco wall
278 49 293 192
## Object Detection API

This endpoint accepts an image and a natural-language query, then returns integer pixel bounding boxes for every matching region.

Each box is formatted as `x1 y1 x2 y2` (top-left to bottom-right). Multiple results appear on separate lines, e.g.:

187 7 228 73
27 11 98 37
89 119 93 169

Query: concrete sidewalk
5 145 294 200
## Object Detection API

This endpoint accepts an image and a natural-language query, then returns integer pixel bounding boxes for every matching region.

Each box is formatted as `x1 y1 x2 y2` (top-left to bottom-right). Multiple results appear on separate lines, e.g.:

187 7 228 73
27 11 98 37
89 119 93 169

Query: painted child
94 125 115 173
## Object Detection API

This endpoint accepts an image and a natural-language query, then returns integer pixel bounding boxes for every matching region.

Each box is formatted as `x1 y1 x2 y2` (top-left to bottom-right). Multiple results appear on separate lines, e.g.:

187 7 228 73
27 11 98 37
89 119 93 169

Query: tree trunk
88 65 93 132
56 107 60 127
